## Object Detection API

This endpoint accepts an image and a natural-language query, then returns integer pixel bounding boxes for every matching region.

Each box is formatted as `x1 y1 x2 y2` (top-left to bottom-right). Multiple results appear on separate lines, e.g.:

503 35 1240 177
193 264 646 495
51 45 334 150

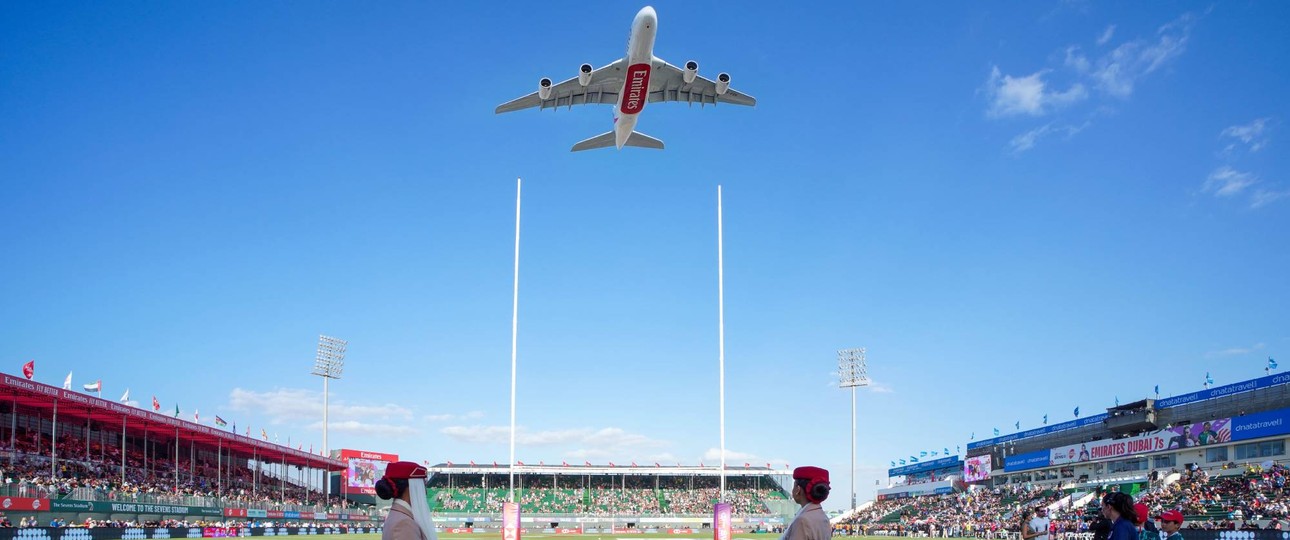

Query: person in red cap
1157 510 1184 540
1134 503 1159 540
781 466 831 540
377 461 438 540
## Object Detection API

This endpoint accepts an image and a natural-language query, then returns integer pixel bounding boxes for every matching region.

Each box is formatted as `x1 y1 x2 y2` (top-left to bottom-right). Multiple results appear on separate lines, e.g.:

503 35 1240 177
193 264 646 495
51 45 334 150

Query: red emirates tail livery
495 6 756 151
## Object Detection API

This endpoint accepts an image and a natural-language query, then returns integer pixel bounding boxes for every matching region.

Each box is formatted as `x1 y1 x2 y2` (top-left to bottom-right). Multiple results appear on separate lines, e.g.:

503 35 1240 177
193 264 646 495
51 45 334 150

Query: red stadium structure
0 371 374 520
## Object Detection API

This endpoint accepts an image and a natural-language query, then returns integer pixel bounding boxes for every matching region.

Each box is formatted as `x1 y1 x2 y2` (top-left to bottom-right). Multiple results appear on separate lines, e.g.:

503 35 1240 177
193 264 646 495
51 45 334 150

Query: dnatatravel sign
887 456 961 477
1231 406 1290 441
1003 450 1051 472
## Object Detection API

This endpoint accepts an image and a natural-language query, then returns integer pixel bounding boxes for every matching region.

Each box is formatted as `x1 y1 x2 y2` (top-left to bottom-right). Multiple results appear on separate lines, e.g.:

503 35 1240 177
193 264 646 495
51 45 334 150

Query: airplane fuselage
613 6 657 149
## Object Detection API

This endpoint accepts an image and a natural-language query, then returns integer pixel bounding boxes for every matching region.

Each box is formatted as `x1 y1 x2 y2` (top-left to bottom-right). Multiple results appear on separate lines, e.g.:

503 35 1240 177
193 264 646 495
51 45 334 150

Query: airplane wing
649 58 757 107
495 60 627 114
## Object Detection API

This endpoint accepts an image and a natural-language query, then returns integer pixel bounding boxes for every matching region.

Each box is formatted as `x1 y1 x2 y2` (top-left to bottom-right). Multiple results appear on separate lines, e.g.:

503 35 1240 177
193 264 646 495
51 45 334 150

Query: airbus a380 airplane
495 6 756 152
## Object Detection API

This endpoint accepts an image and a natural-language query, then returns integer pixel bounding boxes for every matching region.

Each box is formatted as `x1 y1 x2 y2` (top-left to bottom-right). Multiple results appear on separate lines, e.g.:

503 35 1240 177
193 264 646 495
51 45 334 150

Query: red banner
554 529 582 535
203 527 239 538
445 528 474 534
669 530 695 534
0 497 48 512
327 513 340 520
223 508 247 518
266 510 285 519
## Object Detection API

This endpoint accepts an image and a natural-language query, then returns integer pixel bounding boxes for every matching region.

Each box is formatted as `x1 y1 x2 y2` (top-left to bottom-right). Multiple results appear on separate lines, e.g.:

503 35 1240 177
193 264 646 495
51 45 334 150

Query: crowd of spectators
429 485 783 516
841 463 1290 537
0 429 373 515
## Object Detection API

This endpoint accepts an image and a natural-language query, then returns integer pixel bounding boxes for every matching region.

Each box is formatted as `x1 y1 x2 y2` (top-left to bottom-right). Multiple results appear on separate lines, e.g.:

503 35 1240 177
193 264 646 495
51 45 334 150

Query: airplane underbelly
619 63 652 115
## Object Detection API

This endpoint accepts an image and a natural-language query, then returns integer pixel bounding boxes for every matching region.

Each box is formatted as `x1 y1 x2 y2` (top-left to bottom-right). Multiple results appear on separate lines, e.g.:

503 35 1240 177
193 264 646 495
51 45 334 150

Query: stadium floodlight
838 348 870 511
312 334 347 503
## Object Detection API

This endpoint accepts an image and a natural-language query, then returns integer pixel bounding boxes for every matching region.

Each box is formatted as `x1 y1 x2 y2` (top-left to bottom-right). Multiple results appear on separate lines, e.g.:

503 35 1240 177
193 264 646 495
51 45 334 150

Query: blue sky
2 1 1288 511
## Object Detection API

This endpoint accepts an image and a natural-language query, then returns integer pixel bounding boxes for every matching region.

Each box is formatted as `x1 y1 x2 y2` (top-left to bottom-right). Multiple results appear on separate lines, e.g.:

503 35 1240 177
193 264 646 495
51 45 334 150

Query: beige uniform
383 500 427 540
782 503 832 540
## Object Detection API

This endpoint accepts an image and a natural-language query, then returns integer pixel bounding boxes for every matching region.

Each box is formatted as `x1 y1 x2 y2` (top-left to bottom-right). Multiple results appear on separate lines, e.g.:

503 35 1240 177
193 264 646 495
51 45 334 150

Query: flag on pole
956 445 961 453
931 451 938 457
993 428 1000 436
152 397 160 411
890 461 895 467
970 432 975 440
944 447 950 455
173 404 180 418
1115 396 1120 406
261 429 268 440
1074 406 1080 417
1270 357 1279 370
1154 385 1160 395
194 409 199 422
245 426 250 437
120 389 130 403
1205 372 1214 386
83 380 101 392
1043 414 1048 425
909 456 919 463
215 416 228 428
1015 421 1020 430
920 451 928 457
63 372 72 390
21 361 34 380
899 459 906 465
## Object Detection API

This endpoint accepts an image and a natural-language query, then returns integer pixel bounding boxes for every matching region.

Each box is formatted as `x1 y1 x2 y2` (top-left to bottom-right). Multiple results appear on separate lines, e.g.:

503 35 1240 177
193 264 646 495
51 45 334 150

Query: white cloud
1251 188 1290 209
439 425 670 460
1206 343 1266 357
867 381 895 394
228 387 414 424
307 420 418 438
1092 13 1195 98
1008 122 1091 153
986 67 1087 117
1221 118 1272 153
1097 25 1117 46
424 411 484 423
1202 166 1258 197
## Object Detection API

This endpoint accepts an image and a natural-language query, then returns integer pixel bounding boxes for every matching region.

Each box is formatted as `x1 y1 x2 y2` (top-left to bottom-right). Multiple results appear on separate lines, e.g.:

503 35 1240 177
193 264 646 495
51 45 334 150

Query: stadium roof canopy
428 463 791 476
0 372 344 470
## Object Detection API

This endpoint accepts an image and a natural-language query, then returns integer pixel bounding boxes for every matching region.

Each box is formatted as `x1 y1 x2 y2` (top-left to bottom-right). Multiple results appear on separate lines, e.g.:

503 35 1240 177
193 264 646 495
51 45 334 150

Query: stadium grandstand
0 372 380 531
835 371 1290 539
421 463 797 532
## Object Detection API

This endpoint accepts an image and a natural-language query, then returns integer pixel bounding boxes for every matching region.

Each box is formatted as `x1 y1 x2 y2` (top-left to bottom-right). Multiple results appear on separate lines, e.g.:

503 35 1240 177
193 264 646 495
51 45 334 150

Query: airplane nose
638 6 657 25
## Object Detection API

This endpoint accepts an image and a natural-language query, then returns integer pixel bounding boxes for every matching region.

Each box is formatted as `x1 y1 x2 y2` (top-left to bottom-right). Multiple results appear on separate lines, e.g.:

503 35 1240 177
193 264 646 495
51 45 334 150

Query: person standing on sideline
781 466 833 540
1029 507 1052 540
376 461 439 540
1158 510 1185 540
1103 492 1140 540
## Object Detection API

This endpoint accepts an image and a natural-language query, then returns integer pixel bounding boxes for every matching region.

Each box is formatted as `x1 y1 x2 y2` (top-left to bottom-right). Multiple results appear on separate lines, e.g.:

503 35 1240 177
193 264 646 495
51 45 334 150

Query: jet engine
538 78 553 100
715 73 730 95
578 64 593 86
683 60 698 84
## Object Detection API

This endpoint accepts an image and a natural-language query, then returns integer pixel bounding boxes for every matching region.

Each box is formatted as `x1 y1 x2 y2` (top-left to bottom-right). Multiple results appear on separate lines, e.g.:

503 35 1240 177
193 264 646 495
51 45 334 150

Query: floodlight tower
313 334 347 503
838 348 870 511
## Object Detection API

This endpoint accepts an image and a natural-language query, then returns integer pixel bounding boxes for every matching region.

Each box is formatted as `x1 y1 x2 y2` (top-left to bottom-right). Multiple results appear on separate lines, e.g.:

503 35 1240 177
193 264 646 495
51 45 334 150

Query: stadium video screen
963 455 992 482
347 458 388 489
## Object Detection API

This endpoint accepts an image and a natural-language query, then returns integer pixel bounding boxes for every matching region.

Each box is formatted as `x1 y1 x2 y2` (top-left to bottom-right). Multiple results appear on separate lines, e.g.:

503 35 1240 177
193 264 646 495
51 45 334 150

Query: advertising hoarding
337 449 399 496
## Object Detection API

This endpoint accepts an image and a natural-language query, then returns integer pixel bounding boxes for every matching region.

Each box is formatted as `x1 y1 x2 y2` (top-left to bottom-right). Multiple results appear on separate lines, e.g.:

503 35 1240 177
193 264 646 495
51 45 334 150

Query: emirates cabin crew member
377 461 439 540
781 466 833 540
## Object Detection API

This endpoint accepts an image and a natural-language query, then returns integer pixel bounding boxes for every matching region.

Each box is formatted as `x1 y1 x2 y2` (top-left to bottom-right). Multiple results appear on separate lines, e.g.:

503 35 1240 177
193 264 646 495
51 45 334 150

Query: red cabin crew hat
383 461 428 481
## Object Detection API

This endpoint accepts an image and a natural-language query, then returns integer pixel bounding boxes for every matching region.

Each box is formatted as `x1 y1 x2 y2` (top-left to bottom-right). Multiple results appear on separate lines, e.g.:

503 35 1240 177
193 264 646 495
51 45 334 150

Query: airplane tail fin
570 130 665 152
